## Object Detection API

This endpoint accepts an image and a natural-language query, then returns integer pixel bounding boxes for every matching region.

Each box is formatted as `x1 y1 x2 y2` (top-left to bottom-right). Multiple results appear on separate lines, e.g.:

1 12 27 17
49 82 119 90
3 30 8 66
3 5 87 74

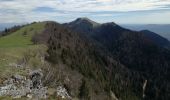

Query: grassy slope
0 22 46 79
0 22 45 47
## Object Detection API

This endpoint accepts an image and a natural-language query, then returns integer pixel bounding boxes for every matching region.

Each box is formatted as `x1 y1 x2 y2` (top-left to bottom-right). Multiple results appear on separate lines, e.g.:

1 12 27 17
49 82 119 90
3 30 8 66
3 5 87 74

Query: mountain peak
73 17 100 27
102 22 117 27
76 17 91 21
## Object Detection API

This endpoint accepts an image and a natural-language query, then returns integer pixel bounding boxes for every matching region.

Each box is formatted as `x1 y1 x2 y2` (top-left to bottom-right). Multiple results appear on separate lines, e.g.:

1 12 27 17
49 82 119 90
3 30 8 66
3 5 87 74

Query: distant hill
122 24 170 40
140 30 170 49
0 23 23 31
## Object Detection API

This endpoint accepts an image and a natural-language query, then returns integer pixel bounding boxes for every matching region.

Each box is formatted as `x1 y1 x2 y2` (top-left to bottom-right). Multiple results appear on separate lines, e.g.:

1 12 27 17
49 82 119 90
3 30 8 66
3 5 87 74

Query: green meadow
0 22 46 79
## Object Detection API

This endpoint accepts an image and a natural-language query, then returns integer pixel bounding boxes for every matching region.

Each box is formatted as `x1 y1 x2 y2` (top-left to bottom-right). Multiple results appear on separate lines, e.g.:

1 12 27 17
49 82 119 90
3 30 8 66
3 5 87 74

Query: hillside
45 22 144 100
0 21 143 100
0 22 47 93
65 18 170 100
0 19 170 100
0 22 70 100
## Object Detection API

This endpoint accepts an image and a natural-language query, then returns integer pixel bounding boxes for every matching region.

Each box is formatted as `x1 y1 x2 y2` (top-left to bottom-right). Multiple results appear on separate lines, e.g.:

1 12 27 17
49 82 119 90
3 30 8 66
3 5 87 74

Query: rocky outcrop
0 70 47 99
56 85 71 99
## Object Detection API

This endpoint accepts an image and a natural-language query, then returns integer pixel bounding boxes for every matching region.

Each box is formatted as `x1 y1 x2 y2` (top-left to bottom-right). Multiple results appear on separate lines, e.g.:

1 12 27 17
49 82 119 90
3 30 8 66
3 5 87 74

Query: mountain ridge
122 24 170 40
0 19 170 100
140 30 170 49
64 18 170 100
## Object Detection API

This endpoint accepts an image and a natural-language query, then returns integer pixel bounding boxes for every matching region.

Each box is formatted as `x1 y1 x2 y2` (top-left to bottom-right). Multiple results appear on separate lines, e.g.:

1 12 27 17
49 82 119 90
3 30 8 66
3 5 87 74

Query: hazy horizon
1 19 170 32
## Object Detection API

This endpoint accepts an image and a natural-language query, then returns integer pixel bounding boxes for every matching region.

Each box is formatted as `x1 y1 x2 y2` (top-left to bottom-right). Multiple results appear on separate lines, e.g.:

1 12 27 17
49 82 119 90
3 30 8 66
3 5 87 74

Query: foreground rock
56 85 71 99
0 70 47 99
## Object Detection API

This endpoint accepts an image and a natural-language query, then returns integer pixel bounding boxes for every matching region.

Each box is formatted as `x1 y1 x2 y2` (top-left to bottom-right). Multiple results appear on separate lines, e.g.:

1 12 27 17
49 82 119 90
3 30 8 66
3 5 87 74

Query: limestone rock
0 69 47 99
56 86 71 99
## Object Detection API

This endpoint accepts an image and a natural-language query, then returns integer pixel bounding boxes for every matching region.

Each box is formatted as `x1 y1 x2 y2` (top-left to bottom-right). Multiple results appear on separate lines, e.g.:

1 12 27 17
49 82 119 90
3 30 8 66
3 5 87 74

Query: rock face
0 70 47 99
29 69 43 89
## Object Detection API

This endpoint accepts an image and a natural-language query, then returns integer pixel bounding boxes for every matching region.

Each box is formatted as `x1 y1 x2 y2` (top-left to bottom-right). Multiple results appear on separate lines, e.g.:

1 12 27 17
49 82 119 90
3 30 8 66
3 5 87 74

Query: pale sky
0 0 170 24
